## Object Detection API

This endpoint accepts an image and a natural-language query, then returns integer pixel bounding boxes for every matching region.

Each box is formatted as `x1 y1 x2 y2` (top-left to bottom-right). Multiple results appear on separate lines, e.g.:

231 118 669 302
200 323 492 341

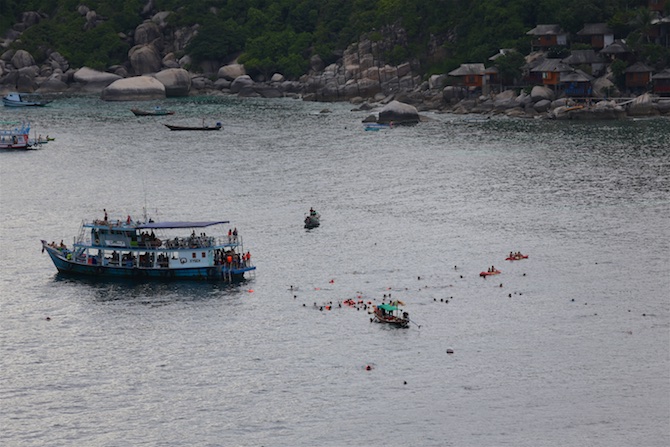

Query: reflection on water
52 272 249 304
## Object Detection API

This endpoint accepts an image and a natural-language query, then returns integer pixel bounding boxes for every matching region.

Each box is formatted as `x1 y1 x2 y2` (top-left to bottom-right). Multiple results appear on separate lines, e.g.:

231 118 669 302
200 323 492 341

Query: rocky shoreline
2 9 669 121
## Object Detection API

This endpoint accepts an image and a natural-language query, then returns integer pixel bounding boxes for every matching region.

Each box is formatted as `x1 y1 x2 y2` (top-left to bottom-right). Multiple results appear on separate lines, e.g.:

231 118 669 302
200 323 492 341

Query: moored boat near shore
164 122 222 131
2 92 51 107
41 213 255 282
131 106 175 116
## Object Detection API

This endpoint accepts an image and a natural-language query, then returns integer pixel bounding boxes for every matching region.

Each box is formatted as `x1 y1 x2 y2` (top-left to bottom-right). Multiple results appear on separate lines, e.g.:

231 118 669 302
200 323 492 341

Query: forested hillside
1 0 667 78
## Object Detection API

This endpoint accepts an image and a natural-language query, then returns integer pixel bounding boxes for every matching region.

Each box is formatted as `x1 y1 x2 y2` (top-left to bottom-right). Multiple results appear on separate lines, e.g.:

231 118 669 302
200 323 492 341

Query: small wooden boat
372 301 410 328
304 208 320 229
2 92 51 107
364 123 391 131
131 107 175 116
164 122 222 131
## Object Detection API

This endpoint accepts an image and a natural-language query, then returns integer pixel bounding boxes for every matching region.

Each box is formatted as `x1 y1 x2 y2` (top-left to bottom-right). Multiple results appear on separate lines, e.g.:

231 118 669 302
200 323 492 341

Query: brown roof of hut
652 68 670 80
562 50 606 65
560 70 594 83
625 61 654 73
576 23 613 36
448 64 486 76
530 59 573 73
600 40 630 55
527 24 566 35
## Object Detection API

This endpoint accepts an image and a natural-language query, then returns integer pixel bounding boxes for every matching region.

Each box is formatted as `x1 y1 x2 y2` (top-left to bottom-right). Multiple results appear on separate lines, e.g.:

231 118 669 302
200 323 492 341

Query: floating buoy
247 289 254 293
45 316 51 321
403 381 407 385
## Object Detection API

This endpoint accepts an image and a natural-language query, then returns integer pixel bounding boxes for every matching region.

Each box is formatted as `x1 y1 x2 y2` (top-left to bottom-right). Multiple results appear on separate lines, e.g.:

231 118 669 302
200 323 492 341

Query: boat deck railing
74 234 245 251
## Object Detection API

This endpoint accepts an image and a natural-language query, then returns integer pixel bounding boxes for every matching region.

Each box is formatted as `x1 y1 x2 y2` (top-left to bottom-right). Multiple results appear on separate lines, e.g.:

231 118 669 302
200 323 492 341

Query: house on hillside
530 59 573 88
562 50 607 77
448 64 485 88
649 0 667 12
527 25 569 51
650 14 670 47
625 61 654 92
576 23 614 50
652 68 670 95
447 64 499 94
560 70 594 97
600 39 633 63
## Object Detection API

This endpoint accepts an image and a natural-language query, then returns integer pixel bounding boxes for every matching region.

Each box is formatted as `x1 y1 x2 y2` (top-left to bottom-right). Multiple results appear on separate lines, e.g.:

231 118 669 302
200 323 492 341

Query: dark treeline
1 0 666 78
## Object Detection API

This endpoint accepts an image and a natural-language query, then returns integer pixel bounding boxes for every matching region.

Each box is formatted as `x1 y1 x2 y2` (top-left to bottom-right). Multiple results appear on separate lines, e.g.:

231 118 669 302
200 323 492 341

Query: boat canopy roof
136 220 230 229
377 303 400 311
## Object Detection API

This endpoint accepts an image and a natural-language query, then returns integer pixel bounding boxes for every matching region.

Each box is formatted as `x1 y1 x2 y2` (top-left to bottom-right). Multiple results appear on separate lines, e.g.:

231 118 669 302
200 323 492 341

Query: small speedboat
131 107 175 116
363 123 392 131
164 122 222 131
2 92 51 107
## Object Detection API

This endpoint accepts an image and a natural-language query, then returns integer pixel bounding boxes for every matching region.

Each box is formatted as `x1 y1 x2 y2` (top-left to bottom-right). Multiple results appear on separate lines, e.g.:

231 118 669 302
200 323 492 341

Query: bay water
1 95 668 446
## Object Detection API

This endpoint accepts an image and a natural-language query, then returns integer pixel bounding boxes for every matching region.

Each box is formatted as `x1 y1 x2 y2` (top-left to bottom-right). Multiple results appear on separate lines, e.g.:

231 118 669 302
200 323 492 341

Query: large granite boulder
534 99 552 113
100 76 166 101
230 74 254 93
134 21 162 46
16 66 39 91
378 100 420 124
73 67 122 87
154 68 190 96
530 85 554 102
47 52 69 72
218 63 246 81
37 76 69 93
627 93 659 117
11 49 35 69
129 45 161 75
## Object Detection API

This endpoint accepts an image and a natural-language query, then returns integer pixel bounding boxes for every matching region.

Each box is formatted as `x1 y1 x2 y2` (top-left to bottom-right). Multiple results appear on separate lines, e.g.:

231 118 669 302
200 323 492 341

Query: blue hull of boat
47 250 255 281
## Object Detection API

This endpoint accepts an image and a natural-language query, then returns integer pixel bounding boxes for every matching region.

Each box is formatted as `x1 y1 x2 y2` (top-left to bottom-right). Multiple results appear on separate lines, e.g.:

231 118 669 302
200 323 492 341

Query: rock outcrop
73 67 122 90
154 68 190 96
100 76 166 101
378 100 420 124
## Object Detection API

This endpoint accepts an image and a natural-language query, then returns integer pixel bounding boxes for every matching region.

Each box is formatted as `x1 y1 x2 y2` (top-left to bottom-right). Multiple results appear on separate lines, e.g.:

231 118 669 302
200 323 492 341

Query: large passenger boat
41 213 255 281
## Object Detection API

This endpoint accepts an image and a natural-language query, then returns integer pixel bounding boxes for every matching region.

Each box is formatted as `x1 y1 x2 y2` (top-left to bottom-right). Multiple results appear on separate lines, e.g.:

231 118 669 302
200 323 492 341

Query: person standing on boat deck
233 228 238 241
228 228 232 242
103 209 108 222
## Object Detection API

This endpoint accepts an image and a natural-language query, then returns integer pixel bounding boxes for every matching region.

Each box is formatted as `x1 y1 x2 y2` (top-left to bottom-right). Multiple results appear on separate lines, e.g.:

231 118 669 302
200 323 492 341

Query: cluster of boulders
1 8 668 120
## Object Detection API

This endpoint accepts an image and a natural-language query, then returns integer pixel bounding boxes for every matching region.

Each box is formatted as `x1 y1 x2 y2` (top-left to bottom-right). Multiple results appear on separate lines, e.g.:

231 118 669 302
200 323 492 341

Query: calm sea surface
1 95 669 447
